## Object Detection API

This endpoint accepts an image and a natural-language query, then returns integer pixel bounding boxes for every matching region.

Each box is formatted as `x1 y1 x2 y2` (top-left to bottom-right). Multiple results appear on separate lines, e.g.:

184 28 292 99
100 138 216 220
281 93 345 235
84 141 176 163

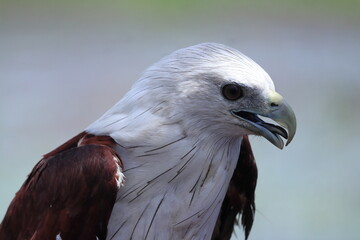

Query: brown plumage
0 133 257 240
0 42 297 240
0 132 123 240
212 135 257 240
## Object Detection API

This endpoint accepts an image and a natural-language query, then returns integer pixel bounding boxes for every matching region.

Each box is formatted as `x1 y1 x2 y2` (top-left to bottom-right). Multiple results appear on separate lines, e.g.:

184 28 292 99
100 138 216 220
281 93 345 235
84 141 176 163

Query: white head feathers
87 42 275 139
85 43 296 240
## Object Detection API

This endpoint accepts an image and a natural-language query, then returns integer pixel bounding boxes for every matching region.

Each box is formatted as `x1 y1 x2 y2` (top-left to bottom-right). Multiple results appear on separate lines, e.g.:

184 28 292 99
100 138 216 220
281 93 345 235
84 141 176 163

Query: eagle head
121 42 296 149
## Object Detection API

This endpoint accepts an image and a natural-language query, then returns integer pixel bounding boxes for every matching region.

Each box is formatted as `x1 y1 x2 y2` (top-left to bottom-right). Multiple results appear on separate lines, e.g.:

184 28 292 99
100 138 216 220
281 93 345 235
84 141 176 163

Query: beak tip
285 124 296 147
271 99 297 148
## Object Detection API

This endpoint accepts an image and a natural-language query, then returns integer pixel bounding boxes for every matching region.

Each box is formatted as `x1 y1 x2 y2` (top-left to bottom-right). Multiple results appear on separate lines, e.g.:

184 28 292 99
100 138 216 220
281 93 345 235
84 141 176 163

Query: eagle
0 43 296 240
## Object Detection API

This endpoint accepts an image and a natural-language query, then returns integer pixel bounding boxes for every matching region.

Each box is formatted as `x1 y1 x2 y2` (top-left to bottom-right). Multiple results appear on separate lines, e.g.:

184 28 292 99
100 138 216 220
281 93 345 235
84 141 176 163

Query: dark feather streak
144 136 186 153
129 203 151 240
144 195 165 240
168 147 197 183
128 168 173 203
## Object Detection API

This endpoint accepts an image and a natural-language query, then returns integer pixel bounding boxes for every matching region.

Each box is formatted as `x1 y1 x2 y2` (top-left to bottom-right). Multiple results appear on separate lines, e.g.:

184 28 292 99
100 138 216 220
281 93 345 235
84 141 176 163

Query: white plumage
86 43 293 239
0 42 295 240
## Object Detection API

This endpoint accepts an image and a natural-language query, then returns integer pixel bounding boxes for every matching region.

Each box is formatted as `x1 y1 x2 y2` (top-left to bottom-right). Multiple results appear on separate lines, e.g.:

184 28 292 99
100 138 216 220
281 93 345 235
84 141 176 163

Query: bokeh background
1 0 359 239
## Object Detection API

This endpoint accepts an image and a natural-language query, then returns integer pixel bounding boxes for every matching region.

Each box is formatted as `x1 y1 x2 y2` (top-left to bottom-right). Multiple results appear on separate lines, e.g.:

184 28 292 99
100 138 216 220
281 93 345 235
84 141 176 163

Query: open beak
232 91 297 149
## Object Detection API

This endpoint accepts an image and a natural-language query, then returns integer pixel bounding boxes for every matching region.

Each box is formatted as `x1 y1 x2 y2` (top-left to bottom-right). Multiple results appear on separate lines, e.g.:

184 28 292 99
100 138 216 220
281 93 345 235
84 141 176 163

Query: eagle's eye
222 83 243 101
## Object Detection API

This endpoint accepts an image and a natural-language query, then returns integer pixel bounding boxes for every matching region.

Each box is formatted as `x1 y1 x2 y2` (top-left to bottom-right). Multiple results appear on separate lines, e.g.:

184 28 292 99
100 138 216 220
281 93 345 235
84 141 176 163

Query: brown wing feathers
0 132 123 240
1 133 257 240
212 135 258 240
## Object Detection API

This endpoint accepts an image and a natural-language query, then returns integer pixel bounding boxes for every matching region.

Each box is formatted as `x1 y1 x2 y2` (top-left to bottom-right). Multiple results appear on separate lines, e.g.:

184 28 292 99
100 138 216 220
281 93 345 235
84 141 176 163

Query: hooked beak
232 91 297 149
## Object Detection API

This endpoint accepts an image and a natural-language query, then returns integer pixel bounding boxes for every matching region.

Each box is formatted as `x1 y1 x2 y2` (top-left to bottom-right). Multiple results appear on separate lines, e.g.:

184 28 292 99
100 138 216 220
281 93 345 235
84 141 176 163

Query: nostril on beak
268 91 283 109
270 102 279 107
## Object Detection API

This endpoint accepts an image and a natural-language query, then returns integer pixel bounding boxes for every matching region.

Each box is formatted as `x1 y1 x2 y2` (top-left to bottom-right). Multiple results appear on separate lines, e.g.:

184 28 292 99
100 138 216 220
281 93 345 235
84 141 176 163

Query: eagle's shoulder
0 132 123 240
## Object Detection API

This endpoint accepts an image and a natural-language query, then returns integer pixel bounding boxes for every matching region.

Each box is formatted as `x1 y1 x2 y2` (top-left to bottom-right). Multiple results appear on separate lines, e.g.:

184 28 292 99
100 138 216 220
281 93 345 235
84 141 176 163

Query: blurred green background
1 0 359 239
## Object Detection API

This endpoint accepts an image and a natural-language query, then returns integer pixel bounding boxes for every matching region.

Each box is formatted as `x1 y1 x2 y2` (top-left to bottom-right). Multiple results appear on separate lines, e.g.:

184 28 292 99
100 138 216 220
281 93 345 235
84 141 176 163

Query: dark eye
222 83 243 100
